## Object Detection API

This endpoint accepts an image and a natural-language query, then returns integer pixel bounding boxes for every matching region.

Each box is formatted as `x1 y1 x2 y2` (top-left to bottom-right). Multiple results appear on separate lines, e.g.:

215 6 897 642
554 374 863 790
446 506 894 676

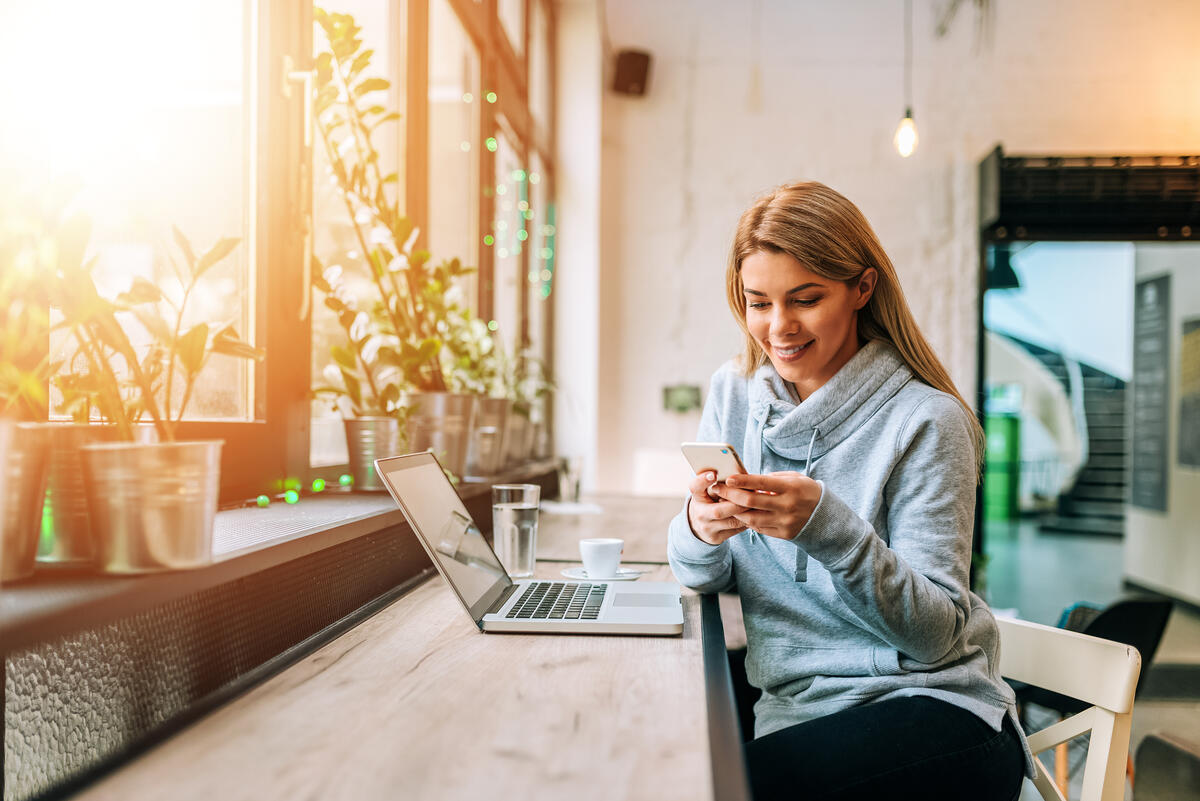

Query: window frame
310 0 557 484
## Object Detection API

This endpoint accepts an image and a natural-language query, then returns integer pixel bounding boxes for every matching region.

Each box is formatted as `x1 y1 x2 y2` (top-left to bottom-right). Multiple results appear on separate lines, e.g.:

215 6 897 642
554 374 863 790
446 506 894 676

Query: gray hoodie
668 340 1033 772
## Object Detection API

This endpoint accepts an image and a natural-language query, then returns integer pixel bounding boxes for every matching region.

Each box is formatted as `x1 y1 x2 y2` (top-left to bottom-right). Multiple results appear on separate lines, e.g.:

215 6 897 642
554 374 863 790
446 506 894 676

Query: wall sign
1131 275 1171 511
1180 317 1200 469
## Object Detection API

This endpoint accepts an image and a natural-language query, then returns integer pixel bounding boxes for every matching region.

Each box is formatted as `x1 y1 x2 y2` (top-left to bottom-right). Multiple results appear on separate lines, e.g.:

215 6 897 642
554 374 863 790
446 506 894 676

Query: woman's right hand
687 471 750 545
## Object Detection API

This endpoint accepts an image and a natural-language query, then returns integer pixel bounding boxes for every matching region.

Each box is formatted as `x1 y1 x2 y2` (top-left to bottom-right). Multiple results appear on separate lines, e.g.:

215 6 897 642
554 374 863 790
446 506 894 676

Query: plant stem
72 327 133 440
329 46 446 393
165 274 196 425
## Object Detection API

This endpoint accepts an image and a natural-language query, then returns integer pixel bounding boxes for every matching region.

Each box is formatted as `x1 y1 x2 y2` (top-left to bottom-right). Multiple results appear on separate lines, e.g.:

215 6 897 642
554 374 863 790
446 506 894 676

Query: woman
667 182 1033 800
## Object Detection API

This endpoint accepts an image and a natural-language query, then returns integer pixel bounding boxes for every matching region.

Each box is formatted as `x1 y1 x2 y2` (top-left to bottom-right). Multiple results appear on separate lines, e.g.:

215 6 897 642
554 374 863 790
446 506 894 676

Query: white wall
578 0 1200 494
1126 245 1200 606
553 0 603 491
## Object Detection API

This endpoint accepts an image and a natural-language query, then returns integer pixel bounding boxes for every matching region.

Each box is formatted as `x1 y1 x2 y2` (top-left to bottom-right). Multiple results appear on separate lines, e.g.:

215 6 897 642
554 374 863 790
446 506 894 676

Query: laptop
375 452 684 635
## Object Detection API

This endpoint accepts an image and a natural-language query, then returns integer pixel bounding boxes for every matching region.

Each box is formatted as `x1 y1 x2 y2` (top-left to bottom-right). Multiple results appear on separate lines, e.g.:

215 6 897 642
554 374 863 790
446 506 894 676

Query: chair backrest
1080 598 1173 695
997 616 1142 801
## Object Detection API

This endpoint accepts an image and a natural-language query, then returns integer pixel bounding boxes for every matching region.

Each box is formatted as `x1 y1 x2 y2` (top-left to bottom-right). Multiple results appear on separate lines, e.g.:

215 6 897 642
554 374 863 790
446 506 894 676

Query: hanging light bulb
894 107 918 158
894 0 918 158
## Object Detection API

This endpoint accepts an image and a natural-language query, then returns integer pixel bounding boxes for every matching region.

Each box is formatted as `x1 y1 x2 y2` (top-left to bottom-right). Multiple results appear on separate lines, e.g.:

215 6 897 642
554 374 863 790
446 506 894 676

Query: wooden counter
74 499 711 801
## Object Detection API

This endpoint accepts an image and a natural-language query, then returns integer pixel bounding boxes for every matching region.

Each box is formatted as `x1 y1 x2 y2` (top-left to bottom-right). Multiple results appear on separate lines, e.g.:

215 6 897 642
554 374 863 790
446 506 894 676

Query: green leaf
172 225 196 269
381 383 400 407
339 368 362 408
371 112 402 131
363 104 385 116
211 325 265 361
349 49 374 78
131 307 172 344
354 77 389 97
115 276 164 307
417 337 441 362
311 255 331 292
194 237 240 278
376 346 402 366
331 344 357 370
323 295 346 313
177 323 209 377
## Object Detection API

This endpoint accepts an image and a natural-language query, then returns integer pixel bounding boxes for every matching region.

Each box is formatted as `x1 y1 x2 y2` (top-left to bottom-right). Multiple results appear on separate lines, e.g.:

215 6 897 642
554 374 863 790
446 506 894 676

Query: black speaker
612 49 652 96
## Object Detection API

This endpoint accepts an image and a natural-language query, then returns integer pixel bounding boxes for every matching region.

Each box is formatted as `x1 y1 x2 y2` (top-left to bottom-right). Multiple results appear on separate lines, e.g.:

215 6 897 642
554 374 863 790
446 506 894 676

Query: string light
312 478 326 492
256 494 271 507
339 474 354 487
284 490 300 504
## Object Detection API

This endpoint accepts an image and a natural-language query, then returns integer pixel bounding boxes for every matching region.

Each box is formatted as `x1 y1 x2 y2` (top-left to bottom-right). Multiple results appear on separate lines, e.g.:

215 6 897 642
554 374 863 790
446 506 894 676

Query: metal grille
3 523 430 801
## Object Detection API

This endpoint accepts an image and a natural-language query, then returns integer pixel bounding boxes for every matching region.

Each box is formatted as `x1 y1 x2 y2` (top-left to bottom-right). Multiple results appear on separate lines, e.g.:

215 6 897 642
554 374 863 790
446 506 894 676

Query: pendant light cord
904 0 913 116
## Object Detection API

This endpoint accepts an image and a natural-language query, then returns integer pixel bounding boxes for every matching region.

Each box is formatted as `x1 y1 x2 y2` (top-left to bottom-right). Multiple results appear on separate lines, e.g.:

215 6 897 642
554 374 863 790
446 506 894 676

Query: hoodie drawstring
802 427 818 477
793 426 817 583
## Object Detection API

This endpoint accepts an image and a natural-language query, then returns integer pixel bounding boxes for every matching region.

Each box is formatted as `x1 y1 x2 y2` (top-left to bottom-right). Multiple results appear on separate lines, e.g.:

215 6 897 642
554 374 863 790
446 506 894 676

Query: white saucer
560 566 644 581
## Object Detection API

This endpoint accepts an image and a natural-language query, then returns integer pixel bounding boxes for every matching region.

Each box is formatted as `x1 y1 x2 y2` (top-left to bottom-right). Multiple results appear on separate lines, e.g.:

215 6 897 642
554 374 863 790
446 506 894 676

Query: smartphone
681 442 748 482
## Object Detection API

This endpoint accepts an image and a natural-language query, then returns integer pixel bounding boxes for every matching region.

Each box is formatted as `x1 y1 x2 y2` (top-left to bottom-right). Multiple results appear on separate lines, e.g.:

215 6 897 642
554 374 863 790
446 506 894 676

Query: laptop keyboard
504 582 607 620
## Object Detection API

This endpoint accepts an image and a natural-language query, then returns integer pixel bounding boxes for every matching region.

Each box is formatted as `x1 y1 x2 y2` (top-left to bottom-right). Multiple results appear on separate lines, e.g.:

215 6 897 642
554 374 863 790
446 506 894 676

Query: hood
745 339 913 474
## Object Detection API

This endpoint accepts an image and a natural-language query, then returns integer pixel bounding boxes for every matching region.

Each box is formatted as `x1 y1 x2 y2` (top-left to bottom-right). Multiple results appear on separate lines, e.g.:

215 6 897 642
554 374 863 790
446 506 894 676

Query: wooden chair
997 616 1142 801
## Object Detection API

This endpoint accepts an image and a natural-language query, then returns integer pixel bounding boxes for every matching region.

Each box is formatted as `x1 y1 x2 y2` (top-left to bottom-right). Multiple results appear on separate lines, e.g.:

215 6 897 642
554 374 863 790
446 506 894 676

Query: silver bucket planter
40 424 134 566
504 408 535 467
2 423 52 583
465 397 510 478
405 392 476 477
343 416 403 491
81 440 223 574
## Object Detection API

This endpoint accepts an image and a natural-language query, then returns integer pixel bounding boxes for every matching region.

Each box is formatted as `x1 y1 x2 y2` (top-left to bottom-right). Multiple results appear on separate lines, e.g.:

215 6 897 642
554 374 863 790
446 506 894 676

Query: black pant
744 695 1026 801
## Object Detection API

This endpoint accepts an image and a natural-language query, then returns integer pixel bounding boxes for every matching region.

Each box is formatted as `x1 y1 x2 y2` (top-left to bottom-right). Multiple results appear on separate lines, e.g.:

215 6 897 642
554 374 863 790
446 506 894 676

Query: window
490 125 527 359
529 0 551 138
527 153 553 365
428 0 482 307
3 0 558 500
309 0 408 468
498 0 525 59
3 0 312 502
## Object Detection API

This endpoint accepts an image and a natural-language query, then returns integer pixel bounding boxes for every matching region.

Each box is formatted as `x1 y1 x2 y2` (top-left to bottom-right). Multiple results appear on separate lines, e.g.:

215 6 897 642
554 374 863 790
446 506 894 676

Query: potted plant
311 8 478 478
51 216 263 573
444 313 510 479
0 191 56 581
497 344 554 468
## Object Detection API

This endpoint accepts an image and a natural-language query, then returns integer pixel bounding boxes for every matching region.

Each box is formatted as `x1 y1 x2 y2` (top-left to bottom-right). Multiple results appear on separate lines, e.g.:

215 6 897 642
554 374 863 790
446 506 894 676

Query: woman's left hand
712 472 821 540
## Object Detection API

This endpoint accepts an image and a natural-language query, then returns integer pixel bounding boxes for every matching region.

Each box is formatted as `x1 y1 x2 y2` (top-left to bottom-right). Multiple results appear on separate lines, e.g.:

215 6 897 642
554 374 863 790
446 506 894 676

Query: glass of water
492 483 540 578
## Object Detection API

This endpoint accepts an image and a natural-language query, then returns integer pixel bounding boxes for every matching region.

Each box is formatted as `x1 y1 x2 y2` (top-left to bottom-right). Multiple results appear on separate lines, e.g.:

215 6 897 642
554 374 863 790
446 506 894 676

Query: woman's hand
686 471 750 546
713 472 821 540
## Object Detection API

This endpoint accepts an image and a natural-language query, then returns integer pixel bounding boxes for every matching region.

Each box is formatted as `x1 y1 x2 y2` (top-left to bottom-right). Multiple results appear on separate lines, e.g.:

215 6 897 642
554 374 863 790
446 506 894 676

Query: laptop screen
377 452 512 620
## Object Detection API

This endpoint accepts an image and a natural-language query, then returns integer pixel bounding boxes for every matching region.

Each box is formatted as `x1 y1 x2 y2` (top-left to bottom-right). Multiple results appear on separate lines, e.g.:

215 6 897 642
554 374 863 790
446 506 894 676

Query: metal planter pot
504 409 535 467
343 416 404 491
81 440 223 574
405 392 476 477
0 420 15 581
465 397 511 478
2 423 52 582
40 424 129 566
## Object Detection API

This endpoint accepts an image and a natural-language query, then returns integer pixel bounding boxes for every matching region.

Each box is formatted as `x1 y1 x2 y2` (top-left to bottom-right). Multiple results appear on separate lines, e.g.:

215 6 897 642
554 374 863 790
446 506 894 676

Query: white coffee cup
579 537 624 579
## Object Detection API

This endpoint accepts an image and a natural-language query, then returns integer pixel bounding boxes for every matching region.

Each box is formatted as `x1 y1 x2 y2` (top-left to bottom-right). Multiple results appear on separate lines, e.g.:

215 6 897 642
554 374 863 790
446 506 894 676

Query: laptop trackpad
613 593 676 608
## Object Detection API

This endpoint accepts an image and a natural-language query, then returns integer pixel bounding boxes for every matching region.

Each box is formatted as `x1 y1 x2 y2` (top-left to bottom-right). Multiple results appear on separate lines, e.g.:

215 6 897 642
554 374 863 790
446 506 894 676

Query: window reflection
310 0 405 467
5 1 257 422
429 0 481 309
491 128 526 359
499 0 525 57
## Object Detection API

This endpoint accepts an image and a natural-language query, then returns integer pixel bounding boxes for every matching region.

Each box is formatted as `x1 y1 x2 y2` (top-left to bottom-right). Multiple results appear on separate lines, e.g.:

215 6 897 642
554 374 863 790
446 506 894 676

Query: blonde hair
726 181 984 479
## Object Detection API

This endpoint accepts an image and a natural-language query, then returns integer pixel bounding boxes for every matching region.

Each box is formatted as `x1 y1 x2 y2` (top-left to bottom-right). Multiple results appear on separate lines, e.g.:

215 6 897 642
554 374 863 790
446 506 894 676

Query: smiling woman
739 251 877 401
669 181 1031 801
